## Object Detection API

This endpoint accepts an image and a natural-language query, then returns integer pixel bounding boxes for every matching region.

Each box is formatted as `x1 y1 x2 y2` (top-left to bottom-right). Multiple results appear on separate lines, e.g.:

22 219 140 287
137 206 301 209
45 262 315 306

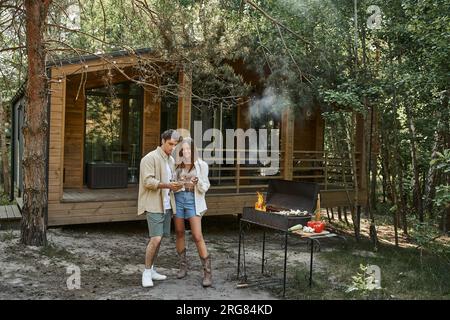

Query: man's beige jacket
138 146 176 215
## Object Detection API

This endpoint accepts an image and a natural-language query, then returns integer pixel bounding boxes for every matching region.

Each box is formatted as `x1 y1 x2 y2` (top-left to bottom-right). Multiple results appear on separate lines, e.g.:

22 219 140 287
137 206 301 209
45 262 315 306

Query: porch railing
292 151 361 192
199 149 361 194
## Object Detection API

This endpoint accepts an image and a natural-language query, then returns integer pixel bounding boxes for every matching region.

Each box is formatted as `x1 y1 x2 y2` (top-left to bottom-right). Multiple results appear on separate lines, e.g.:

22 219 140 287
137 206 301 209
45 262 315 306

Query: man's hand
158 182 183 191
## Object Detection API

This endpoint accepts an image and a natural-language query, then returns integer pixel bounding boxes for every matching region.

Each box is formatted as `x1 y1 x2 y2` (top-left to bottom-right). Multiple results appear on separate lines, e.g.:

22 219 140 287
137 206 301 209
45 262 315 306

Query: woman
173 137 211 287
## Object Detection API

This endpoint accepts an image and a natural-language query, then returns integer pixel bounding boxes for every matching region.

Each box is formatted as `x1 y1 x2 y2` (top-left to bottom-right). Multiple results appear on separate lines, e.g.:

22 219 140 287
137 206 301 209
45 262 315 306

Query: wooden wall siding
320 189 367 207
293 109 320 151
281 107 294 180
142 88 161 155
177 69 192 133
63 76 85 188
46 189 367 226
46 194 255 226
315 113 325 151
237 98 251 130
48 69 66 203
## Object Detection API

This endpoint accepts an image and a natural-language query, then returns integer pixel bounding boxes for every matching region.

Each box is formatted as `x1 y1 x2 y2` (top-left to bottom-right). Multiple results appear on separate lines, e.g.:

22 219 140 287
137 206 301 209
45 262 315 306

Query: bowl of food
307 221 326 233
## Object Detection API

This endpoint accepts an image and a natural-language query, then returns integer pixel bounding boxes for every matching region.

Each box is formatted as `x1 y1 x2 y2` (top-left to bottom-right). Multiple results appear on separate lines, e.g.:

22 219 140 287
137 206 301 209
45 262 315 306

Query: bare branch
276 24 313 84
244 0 312 46
0 46 26 53
46 23 115 47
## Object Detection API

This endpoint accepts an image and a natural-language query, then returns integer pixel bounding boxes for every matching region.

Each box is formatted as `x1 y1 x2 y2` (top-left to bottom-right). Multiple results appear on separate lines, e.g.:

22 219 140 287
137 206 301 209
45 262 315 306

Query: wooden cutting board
291 230 330 237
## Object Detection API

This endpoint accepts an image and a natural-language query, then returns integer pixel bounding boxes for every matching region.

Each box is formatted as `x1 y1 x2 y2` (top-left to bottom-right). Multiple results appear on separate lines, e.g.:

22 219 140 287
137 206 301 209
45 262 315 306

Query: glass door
84 82 143 185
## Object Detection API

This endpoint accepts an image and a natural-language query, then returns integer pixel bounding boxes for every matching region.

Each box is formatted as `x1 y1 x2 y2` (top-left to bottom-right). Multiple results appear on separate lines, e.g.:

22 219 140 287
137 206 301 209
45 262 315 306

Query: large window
191 102 282 194
84 82 143 184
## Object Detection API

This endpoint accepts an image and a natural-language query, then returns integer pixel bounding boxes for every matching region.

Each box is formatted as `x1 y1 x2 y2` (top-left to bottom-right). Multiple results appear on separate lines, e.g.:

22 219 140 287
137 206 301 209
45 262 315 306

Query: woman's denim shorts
174 191 197 219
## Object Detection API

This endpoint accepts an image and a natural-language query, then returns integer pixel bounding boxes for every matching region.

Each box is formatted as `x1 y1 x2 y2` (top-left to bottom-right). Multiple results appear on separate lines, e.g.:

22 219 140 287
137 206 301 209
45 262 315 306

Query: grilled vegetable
288 224 303 232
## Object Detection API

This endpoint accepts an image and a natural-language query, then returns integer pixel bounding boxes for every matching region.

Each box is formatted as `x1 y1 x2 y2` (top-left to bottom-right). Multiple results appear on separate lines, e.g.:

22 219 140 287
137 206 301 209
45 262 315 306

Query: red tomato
307 221 316 227
313 222 325 233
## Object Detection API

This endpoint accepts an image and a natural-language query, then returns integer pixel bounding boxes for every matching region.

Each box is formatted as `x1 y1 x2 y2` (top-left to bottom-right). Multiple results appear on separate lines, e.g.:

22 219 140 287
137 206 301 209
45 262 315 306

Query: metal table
237 217 344 297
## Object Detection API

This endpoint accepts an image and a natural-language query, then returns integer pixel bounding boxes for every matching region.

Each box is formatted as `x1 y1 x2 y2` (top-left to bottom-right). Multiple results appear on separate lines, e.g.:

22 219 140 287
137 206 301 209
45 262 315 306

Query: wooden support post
281 107 294 180
324 152 328 190
177 69 192 135
142 88 161 155
236 99 250 192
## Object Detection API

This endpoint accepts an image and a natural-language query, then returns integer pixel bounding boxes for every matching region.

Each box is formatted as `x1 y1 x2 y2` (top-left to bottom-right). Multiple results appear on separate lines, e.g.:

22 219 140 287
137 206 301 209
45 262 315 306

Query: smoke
249 87 290 120
277 0 336 15
278 0 310 14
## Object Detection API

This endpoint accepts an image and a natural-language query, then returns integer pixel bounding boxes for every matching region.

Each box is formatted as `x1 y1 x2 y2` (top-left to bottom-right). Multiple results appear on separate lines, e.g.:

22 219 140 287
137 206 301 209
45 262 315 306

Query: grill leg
261 230 266 274
309 239 314 288
283 231 288 298
237 220 242 279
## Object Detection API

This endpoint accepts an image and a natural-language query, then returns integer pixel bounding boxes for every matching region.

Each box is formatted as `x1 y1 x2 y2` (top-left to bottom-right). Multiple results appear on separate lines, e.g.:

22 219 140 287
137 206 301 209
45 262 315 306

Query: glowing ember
255 192 266 211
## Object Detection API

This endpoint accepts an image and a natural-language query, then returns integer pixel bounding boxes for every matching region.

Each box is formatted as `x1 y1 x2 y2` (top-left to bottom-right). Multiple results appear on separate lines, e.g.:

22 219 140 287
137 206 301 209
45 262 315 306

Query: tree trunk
381 158 387 203
405 102 424 222
380 124 399 247
369 108 379 211
21 0 51 246
424 126 442 217
397 163 408 235
325 208 331 222
367 105 379 248
335 114 354 230
349 112 360 240
425 98 448 216
392 91 408 235
343 206 350 226
443 206 450 234
0 97 11 194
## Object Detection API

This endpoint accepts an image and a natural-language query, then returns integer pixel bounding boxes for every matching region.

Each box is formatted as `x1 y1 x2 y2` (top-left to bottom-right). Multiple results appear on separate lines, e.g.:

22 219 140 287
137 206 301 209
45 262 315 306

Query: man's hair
161 129 181 142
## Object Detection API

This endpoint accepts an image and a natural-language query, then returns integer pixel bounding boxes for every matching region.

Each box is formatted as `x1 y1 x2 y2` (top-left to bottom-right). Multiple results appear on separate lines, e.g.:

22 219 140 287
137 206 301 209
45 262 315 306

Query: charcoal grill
237 179 341 297
241 179 319 231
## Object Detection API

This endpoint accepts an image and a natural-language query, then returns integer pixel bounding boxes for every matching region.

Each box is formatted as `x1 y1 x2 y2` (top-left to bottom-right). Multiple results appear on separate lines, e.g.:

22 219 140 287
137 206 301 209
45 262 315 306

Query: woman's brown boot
200 255 212 287
177 249 188 279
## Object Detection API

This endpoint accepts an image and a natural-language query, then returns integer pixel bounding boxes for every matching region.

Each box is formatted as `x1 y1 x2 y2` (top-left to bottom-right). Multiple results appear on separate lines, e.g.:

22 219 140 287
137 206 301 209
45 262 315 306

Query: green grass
274 239 450 300
0 192 11 205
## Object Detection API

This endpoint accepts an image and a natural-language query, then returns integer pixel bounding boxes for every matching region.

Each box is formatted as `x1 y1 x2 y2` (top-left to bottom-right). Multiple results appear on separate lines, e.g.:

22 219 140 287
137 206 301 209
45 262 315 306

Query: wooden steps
0 204 22 230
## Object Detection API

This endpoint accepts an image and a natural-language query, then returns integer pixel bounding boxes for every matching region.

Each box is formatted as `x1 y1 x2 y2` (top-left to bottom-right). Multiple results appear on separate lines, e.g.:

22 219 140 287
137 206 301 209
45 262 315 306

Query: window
84 82 143 184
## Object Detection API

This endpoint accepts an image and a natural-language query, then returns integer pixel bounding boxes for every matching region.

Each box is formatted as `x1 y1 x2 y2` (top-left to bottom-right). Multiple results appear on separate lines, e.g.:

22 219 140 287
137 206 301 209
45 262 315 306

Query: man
138 129 183 287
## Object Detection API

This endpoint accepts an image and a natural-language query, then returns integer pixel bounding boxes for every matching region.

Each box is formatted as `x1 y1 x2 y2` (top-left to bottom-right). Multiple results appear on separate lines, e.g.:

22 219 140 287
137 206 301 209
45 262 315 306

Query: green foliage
431 149 450 209
346 264 382 295
0 192 10 205
321 82 364 112
409 216 441 248
408 215 449 259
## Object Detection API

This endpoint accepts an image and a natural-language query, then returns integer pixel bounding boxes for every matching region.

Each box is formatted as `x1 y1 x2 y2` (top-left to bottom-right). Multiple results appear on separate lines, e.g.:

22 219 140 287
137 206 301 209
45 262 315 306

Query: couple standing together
137 129 212 288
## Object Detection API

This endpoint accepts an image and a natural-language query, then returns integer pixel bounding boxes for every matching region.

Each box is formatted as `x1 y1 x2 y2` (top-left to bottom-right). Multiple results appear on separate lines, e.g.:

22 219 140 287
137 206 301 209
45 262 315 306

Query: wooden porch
56 148 366 225
0 204 21 229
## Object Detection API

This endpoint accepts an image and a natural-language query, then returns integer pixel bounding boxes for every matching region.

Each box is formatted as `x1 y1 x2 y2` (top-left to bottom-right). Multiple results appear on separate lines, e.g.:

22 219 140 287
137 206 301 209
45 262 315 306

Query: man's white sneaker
142 269 154 287
151 266 167 281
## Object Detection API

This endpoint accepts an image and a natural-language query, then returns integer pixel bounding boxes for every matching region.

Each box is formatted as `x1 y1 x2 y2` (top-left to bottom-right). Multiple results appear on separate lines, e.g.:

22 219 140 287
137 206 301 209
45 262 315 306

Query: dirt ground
0 216 326 300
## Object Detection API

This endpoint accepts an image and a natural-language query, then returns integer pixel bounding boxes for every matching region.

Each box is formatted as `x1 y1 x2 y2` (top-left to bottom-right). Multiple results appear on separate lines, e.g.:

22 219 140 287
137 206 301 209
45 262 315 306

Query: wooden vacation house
10 49 367 226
